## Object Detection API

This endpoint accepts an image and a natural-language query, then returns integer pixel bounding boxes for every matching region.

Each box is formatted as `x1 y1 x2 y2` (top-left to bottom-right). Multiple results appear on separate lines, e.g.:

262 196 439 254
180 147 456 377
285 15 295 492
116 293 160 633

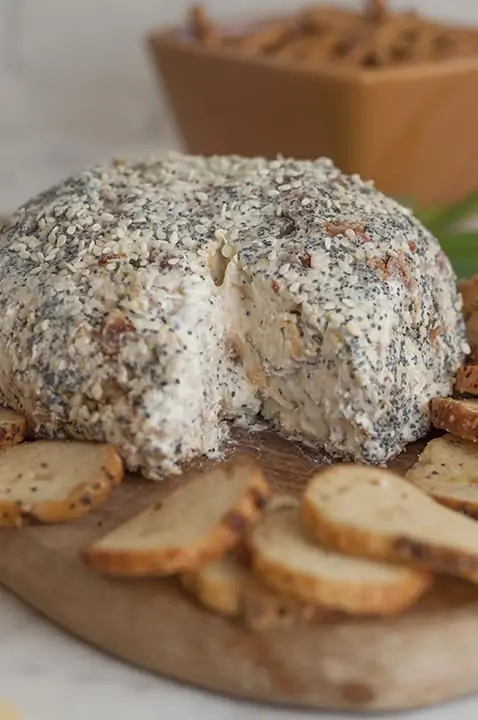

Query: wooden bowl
148 25 478 206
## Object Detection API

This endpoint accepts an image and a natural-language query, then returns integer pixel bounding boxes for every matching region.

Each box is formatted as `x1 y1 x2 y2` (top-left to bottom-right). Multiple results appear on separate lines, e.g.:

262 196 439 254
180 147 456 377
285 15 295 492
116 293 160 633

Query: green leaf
435 231 478 279
413 207 447 229
394 196 416 210
394 191 478 279
417 192 478 235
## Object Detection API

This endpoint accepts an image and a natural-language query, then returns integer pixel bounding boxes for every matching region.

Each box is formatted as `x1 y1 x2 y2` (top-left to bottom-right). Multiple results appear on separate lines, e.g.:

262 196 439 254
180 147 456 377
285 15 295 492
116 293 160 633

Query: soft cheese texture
0 153 467 477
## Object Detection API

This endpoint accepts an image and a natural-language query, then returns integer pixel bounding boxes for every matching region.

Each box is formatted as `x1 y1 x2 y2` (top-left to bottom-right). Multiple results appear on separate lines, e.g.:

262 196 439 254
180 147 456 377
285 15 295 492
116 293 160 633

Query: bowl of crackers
149 1 478 206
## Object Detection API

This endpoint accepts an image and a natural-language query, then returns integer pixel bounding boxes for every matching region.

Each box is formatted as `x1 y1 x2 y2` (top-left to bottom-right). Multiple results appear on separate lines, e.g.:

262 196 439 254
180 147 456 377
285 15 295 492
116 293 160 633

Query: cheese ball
0 153 466 476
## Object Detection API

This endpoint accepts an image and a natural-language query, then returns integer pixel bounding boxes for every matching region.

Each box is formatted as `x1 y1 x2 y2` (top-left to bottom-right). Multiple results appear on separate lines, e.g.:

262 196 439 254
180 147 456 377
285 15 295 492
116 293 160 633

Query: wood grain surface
1 427 478 712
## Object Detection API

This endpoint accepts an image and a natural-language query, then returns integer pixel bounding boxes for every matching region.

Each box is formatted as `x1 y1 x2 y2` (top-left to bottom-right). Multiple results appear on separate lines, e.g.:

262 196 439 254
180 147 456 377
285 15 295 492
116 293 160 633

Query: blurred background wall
1 0 478 212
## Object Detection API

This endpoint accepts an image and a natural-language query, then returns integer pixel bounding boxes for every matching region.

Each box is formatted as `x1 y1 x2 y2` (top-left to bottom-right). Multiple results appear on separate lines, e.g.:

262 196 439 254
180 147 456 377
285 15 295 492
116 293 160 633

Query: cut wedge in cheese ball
84 459 270 577
249 507 430 614
0 408 26 448
0 440 123 526
430 397 478 441
301 465 478 581
455 364 478 395
406 434 478 517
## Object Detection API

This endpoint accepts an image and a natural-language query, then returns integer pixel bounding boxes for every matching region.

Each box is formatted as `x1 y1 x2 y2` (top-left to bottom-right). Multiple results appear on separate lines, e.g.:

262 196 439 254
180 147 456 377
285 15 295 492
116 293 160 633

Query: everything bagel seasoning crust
0 153 467 477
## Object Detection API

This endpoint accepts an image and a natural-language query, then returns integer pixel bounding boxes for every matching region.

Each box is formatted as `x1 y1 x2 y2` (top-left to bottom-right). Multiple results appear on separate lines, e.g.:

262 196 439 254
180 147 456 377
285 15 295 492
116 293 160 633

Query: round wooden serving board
1 427 478 712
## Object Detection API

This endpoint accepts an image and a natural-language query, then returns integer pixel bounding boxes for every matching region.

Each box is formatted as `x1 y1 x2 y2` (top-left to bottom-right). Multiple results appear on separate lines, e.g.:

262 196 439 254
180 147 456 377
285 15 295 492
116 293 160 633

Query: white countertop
1 582 478 720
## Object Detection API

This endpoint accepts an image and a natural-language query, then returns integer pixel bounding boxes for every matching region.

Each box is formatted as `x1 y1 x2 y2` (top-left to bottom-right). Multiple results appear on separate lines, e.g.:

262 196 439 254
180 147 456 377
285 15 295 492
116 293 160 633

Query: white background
1 0 478 212
2 2 478 719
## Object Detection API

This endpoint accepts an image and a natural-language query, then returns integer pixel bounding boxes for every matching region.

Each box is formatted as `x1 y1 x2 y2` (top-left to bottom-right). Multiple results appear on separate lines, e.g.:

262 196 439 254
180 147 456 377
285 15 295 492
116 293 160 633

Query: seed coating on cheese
0 153 466 476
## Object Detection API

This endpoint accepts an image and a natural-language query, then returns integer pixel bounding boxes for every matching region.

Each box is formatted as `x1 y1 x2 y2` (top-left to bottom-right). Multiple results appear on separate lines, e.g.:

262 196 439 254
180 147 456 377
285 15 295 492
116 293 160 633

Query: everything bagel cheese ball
0 153 466 477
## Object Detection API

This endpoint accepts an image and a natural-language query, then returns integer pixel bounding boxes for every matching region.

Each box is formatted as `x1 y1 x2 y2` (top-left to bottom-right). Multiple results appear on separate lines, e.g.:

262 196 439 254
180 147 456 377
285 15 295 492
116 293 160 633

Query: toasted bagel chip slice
180 493 299 616
249 506 430 615
302 464 478 581
0 440 123 526
465 311 478 350
0 408 26 448
406 434 478 517
181 493 324 628
181 550 328 629
84 458 270 577
459 275 478 319
430 397 478 441
180 551 248 617
242 574 329 630
455 364 478 395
